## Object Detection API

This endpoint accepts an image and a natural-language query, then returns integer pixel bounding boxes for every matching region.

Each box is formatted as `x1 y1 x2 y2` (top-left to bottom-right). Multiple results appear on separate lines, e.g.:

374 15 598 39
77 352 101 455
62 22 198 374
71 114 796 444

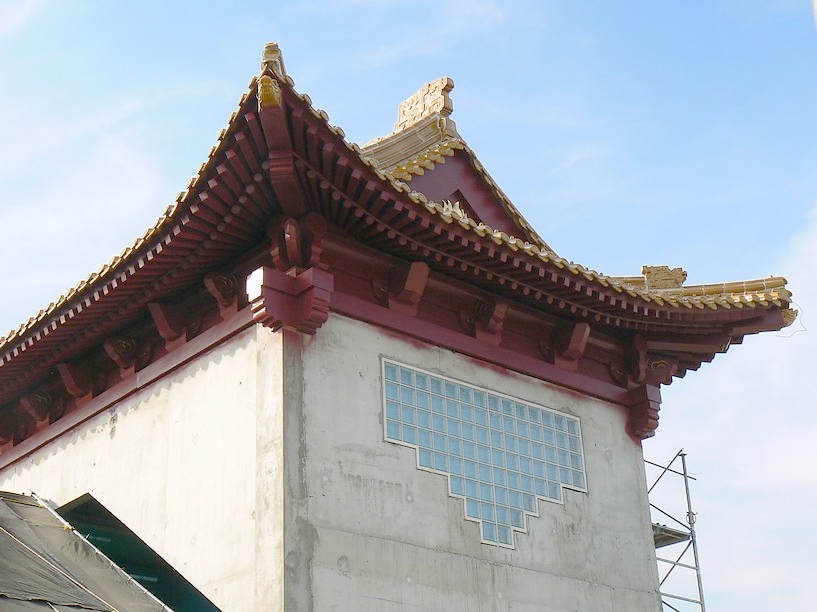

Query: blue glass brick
430 377 443 395
387 421 400 440
445 381 458 398
446 399 459 418
385 382 399 400
511 509 524 528
419 449 433 468
432 395 444 413
415 373 429 390
507 471 520 490
418 430 432 449
387 401 400 419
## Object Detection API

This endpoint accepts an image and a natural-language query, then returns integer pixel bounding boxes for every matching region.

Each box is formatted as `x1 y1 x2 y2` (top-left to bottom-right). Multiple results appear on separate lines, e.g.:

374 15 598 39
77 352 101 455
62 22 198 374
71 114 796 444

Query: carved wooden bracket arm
148 302 202 352
204 273 244 319
459 299 508 346
540 322 591 373
56 362 105 405
386 261 430 316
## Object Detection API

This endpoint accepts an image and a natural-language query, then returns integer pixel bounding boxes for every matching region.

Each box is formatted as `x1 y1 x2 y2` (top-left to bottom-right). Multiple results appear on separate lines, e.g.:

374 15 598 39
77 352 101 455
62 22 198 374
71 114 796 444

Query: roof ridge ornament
261 41 286 78
393 76 455 134
257 75 282 108
642 265 687 290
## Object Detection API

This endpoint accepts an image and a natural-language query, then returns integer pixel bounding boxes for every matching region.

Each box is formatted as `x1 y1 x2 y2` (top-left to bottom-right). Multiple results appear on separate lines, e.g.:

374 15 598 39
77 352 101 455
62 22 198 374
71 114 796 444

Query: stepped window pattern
383 360 587 547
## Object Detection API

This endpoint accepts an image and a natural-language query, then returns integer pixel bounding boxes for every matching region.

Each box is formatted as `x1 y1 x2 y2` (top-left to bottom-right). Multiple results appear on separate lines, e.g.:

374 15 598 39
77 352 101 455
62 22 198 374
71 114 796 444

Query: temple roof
0 64 794 354
0 42 795 445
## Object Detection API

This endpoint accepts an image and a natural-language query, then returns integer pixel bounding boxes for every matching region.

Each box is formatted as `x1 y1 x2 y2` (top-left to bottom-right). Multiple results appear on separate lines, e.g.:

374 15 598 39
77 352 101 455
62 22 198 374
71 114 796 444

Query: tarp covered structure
0 491 171 611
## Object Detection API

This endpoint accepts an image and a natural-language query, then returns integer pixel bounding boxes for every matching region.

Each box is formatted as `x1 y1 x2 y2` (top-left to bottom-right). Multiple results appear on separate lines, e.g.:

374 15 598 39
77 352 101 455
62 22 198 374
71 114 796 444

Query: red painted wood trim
330 291 632 408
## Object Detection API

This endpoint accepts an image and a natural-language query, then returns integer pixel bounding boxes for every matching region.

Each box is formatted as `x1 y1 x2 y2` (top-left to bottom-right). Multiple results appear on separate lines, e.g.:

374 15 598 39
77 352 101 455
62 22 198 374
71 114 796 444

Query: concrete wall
0 313 661 611
0 326 283 611
289 314 661 611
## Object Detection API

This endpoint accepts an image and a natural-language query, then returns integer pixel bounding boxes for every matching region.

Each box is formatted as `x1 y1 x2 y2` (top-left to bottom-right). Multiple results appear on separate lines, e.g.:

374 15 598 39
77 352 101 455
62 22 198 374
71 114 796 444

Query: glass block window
382 359 587 548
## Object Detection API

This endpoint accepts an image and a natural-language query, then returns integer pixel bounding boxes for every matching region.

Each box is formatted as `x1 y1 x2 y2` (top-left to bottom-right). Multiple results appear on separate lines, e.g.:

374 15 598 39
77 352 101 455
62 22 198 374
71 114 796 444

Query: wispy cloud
352 0 505 70
0 0 46 37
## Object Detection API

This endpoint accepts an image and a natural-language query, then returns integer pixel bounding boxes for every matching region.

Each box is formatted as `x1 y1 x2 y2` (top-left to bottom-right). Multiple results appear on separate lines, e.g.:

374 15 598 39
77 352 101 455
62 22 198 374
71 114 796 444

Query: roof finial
642 265 687 290
261 42 286 77
393 77 454 134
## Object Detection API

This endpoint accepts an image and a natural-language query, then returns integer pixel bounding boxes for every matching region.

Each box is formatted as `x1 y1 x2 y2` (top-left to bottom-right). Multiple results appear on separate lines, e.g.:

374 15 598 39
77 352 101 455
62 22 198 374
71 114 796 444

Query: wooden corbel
103 336 152 375
460 300 508 346
148 302 202 352
56 362 106 405
204 273 243 319
268 213 328 274
384 261 430 316
540 322 591 372
0 406 34 446
19 392 65 427
627 384 661 440
258 266 334 335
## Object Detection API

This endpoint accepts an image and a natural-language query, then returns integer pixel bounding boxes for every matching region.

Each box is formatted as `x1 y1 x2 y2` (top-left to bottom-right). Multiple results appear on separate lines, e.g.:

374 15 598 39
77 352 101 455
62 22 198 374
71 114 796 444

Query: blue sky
1 1 816 609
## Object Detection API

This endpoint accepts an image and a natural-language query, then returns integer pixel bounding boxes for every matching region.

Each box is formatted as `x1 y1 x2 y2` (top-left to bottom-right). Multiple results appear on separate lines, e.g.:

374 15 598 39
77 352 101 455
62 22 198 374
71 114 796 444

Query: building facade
0 44 794 610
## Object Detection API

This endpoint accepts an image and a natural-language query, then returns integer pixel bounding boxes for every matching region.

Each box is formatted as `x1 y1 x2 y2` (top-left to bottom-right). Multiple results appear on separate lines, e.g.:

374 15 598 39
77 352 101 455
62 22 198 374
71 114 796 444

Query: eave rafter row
291 155 739 335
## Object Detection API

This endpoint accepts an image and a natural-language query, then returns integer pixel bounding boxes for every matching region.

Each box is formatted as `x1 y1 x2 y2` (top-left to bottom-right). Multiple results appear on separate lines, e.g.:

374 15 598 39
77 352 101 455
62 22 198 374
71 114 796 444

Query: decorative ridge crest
393 76 454 134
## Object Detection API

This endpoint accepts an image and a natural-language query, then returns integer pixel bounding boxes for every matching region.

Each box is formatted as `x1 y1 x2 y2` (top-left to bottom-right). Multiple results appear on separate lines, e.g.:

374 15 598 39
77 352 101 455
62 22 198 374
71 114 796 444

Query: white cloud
0 0 46 36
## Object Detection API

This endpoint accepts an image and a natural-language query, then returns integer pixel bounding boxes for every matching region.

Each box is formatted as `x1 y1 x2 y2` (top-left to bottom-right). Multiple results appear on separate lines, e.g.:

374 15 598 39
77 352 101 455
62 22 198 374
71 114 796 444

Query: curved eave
0 66 794 399
0 82 275 395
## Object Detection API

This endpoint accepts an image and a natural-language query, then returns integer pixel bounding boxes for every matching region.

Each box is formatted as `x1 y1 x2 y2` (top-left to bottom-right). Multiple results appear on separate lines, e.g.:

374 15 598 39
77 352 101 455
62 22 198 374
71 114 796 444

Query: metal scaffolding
646 449 707 612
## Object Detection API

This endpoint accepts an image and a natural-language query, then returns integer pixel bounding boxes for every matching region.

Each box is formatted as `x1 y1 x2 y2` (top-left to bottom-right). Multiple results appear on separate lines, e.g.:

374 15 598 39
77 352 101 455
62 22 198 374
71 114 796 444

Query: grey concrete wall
0 326 281 611
0 312 661 611
290 314 661 611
